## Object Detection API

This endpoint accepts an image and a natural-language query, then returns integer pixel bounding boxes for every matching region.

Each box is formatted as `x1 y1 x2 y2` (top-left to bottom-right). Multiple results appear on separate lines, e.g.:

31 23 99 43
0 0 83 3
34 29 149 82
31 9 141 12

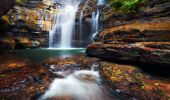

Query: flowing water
91 10 100 39
79 10 83 41
49 0 80 48
22 1 112 99
40 70 112 100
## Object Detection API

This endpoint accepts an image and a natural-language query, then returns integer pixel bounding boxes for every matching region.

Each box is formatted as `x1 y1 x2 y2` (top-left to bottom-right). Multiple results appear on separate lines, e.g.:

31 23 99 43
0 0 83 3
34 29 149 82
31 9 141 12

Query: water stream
40 70 112 100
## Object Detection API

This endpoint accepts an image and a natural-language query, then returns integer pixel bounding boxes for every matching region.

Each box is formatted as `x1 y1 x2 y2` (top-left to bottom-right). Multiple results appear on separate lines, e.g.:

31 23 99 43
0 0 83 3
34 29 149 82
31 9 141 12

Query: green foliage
15 0 28 6
110 0 144 13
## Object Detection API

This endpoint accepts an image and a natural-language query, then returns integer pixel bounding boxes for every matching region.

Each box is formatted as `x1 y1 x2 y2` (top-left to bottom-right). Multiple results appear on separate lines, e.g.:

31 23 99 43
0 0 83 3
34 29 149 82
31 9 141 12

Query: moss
110 0 144 13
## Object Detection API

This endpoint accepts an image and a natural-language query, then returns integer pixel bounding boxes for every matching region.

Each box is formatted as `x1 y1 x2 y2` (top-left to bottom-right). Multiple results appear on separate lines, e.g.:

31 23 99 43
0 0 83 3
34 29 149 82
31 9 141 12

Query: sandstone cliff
86 0 170 66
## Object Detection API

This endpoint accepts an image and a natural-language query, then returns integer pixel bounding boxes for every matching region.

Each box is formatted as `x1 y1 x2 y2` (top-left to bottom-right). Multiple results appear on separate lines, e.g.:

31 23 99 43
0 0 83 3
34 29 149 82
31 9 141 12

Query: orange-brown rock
86 17 170 66
0 59 51 99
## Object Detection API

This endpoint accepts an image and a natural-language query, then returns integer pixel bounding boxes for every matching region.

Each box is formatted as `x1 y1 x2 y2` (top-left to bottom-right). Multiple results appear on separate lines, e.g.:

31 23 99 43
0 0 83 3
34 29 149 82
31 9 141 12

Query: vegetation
1 15 10 24
15 0 28 5
110 0 144 13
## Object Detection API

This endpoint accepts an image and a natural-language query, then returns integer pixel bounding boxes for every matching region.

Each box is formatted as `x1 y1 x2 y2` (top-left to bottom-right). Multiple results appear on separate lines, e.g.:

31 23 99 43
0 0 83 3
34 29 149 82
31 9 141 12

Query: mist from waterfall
49 0 80 48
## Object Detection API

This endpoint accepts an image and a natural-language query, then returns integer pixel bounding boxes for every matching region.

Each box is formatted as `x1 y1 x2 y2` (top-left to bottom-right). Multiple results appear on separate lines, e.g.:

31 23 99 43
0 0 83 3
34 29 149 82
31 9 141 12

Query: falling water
79 10 83 41
49 0 80 48
91 10 100 39
97 0 105 5
91 0 105 39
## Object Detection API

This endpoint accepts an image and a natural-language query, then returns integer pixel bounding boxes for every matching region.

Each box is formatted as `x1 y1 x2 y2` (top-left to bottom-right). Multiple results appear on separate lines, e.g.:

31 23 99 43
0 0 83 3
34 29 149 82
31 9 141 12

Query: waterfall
91 0 106 40
79 10 83 41
97 0 105 5
49 0 80 48
91 10 99 39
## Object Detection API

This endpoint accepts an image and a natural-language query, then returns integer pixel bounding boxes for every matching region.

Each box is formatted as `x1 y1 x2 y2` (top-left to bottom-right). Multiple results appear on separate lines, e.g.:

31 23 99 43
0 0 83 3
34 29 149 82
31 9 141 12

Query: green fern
110 0 144 13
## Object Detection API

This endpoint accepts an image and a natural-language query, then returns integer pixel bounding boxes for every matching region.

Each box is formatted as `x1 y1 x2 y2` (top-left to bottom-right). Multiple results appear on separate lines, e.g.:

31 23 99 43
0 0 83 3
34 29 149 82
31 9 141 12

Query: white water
40 70 110 100
79 10 83 41
91 10 100 39
49 0 80 48
91 0 105 39
97 0 105 5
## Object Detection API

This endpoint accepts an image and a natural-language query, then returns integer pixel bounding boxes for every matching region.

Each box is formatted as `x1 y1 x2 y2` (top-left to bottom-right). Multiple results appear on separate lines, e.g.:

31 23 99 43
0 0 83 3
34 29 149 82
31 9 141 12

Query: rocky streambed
0 53 169 100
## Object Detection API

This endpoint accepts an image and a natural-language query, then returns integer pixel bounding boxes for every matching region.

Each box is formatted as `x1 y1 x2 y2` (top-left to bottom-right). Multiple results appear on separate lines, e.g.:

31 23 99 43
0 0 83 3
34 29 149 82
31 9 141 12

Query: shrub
110 0 144 13
15 0 28 5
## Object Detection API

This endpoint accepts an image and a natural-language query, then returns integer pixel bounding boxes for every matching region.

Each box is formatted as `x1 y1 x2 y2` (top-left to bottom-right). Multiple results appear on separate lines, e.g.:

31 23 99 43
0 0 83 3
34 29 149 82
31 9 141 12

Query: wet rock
44 55 100 73
99 62 170 99
86 19 170 66
0 60 51 100
0 55 170 99
86 42 170 66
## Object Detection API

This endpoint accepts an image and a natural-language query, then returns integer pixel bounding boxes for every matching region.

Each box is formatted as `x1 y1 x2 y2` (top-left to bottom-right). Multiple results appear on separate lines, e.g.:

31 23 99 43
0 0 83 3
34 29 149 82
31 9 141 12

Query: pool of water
0 48 85 63
13 48 85 62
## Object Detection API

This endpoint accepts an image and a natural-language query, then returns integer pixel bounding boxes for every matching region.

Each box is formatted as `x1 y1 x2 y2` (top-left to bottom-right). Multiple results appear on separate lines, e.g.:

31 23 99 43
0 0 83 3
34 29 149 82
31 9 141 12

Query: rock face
0 0 52 50
0 0 15 17
86 0 170 66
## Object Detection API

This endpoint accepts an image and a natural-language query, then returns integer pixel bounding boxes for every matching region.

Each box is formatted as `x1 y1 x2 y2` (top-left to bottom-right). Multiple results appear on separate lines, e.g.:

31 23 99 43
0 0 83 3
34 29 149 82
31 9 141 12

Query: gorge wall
0 0 15 17
86 0 170 66
0 0 50 51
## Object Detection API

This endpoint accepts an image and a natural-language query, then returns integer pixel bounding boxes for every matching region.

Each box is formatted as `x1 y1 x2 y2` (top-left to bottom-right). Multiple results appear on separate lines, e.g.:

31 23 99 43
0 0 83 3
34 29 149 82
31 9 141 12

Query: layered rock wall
86 0 170 66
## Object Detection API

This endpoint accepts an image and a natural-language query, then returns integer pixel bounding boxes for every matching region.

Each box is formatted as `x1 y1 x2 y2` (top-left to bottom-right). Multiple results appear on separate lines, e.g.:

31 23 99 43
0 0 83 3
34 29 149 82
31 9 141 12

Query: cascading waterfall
91 0 105 39
79 11 83 41
49 0 80 48
97 0 105 5
48 0 105 48
91 10 100 39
